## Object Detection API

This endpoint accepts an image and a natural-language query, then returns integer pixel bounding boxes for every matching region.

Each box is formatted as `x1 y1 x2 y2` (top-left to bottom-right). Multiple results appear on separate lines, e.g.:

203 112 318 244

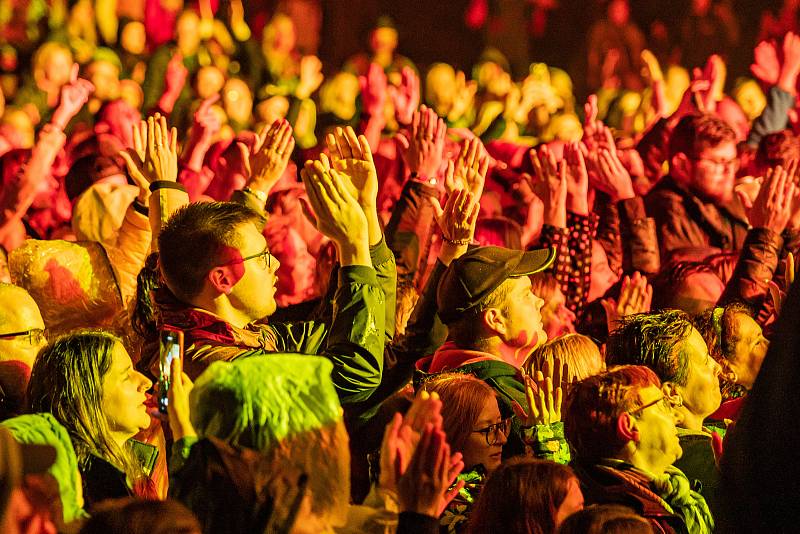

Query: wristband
132 199 150 216
149 181 186 193
242 186 268 204
442 235 471 246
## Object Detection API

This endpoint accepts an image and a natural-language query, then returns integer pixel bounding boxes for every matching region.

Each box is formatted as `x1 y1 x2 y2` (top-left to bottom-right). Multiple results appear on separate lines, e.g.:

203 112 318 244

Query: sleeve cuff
339 265 379 286
369 235 393 266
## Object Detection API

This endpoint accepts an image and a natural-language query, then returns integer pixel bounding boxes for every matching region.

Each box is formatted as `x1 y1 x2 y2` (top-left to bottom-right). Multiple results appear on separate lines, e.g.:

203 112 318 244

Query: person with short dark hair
565 366 713 534
155 132 393 408
646 113 746 262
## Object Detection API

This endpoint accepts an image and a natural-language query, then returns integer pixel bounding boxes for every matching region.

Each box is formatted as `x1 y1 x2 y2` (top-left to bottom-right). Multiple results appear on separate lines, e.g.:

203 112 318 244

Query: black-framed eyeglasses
223 247 272 270
629 394 680 416
472 418 512 446
0 328 46 346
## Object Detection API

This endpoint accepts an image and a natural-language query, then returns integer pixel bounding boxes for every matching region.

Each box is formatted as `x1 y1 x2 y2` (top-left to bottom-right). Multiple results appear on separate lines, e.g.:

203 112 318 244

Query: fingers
237 142 252 177
197 93 220 115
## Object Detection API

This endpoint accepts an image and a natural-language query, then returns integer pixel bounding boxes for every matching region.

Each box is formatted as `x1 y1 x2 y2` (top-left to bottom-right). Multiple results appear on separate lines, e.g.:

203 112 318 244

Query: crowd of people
1 0 800 533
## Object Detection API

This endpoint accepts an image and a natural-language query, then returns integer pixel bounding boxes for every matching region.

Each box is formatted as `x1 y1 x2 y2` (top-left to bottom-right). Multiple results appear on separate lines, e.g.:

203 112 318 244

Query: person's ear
670 152 692 182
482 307 507 337
661 381 683 408
616 412 639 443
207 265 238 295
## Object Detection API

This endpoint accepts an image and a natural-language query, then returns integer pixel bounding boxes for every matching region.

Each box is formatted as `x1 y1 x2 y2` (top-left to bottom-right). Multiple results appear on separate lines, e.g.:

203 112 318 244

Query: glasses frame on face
0 328 46 346
472 418 512 446
629 394 681 417
222 246 272 270
692 156 739 173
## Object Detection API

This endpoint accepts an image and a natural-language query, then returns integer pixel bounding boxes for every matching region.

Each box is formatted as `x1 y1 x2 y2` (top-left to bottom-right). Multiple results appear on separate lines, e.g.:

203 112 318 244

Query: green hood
189 355 342 452
1 413 87 523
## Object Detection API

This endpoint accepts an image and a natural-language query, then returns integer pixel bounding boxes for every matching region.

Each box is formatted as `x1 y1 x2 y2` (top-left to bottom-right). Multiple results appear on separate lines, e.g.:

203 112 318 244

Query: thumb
735 188 753 210
395 132 410 151
237 142 252 177
299 197 319 229
511 399 529 420
427 196 444 220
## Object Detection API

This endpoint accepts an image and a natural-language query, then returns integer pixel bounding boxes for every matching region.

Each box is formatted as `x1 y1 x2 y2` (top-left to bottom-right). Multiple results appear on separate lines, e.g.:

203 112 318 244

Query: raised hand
398 105 447 180
165 52 188 96
528 145 567 228
448 71 477 123
296 55 324 99
430 186 480 248
390 66 420 125
379 390 444 494
239 119 295 193
359 62 388 118
564 141 590 216
51 63 95 130
119 113 178 202
191 94 222 145
779 32 800 93
601 271 653 333
751 40 780 85
167 347 196 440
514 357 568 426
396 425 465 518
741 162 797 234
324 125 378 208
593 147 636 202
300 161 369 266
146 114 179 183
446 137 489 198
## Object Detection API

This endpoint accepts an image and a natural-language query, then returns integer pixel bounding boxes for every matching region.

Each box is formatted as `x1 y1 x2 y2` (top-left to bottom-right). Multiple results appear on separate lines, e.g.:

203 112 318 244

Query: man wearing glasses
565 365 714 534
606 309 724 519
156 156 394 409
645 113 749 262
0 283 47 418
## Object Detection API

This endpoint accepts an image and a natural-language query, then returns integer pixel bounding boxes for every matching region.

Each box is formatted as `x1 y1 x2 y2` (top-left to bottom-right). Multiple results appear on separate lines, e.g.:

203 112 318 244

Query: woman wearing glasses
420 373 506 533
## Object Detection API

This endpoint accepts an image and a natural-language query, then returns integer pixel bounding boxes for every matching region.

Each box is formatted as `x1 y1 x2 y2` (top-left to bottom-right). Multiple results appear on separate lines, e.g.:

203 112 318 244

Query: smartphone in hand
158 328 184 414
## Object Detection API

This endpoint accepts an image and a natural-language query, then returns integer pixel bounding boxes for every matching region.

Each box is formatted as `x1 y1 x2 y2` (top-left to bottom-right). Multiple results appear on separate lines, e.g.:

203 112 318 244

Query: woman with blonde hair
523 333 604 384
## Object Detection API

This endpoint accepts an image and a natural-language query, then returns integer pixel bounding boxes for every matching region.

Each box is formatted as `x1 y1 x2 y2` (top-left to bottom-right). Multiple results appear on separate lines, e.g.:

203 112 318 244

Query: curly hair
606 310 693 386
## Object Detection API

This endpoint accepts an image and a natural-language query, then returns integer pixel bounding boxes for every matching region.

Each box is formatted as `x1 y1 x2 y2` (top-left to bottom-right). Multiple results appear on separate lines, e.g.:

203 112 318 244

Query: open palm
325 126 378 207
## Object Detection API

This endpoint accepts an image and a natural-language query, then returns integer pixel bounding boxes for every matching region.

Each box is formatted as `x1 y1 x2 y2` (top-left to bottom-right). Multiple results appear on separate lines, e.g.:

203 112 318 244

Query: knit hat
1 413 87 523
189 355 342 452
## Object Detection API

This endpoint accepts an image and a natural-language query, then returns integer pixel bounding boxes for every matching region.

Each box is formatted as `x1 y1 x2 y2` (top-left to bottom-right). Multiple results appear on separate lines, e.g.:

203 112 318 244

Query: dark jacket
595 194 661 276
80 440 159 510
673 429 722 522
155 239 396 407
645 176 749 262
574 462 688 534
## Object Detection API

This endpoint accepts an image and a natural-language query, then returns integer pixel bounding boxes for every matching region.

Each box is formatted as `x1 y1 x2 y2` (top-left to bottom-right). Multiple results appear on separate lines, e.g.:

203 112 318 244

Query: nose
137 371 153 391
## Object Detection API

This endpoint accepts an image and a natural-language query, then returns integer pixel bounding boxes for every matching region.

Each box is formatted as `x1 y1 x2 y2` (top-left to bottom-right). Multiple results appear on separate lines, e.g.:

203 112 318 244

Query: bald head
0 284 46 368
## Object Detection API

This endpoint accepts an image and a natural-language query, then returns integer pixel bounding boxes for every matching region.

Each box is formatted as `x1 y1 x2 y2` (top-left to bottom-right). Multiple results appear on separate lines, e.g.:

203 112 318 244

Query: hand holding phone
158 329 184 414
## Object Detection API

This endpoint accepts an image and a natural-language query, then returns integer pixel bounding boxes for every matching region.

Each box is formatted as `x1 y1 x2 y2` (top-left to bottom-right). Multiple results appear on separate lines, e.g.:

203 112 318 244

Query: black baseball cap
437 246 556 324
